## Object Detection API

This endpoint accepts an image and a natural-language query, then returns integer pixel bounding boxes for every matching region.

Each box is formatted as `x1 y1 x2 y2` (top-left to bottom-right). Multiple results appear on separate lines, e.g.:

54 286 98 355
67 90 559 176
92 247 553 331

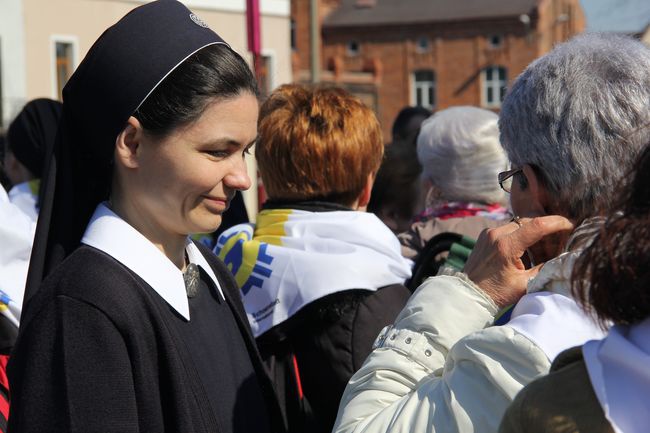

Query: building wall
321 20 542 139
0 0 27 128
292 0 585 140
22 0 292 99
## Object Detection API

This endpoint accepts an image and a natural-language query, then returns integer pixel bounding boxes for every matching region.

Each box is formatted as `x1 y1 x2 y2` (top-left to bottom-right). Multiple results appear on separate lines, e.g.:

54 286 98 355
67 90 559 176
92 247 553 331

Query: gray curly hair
499 33 650 221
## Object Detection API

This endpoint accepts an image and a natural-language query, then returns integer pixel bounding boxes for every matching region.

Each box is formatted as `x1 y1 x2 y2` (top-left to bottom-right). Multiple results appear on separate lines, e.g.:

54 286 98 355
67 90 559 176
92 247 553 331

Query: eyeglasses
498 167 522 193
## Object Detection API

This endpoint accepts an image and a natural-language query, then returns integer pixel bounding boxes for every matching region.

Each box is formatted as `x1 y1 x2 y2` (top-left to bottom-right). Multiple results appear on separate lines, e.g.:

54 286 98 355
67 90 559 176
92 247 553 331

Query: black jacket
8 244 285 433
257 284 410 433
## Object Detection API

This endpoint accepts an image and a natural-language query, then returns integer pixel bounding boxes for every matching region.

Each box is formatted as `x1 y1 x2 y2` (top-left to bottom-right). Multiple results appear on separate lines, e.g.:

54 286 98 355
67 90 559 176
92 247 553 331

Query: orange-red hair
256 84 383 205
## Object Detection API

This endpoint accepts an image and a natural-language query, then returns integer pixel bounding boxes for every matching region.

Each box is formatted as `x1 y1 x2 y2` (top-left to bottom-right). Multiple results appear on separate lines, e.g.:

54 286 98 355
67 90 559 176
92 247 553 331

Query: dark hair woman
8 1 284 432
500 138 650 433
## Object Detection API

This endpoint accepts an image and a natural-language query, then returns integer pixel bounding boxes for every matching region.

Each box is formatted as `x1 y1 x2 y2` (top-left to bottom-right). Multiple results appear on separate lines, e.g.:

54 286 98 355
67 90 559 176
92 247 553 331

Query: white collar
583 318 650 433
81 202 224 321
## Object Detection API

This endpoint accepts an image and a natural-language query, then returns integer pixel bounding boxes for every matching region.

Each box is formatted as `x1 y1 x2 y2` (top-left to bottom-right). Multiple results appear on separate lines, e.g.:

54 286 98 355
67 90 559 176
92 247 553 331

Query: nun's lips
202 195 229 211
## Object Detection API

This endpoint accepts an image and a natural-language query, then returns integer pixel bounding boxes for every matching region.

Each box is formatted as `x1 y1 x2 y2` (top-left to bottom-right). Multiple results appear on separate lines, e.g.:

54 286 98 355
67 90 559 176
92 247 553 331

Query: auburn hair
256 84 383 206
572 140 650 326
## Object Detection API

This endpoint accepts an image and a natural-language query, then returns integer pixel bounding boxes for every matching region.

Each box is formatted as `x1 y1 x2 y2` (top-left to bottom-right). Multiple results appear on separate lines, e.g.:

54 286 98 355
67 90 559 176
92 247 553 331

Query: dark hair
368 141 422 224
134 43 259 136
391 106 432 142
0 134 11 191
572 142 650 326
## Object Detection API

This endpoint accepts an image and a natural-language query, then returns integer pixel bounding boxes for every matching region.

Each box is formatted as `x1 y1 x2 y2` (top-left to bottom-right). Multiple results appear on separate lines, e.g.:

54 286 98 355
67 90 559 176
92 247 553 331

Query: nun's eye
206 150 230 159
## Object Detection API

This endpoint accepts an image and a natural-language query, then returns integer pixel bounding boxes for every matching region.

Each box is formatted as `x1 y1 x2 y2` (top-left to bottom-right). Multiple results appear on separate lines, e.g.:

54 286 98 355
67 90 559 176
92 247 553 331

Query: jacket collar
81 202 224 321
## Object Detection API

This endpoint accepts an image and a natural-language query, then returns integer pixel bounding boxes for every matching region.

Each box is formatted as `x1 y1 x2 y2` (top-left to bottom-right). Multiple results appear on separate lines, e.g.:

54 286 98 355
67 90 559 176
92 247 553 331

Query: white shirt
7 181 39 222
82 202 225 321
0 185 35 326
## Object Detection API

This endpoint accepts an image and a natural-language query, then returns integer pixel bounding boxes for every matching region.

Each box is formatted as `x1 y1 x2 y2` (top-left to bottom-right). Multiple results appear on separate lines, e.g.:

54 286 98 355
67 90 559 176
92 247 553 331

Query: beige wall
22 0 292 217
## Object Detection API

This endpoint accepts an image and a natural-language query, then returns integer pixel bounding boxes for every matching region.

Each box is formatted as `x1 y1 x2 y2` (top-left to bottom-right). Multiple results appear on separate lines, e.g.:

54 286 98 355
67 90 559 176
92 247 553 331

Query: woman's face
131 92 258 237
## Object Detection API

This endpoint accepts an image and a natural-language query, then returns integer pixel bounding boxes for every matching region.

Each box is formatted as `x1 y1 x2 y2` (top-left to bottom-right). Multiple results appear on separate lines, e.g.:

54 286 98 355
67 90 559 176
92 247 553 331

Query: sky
580 0 650 33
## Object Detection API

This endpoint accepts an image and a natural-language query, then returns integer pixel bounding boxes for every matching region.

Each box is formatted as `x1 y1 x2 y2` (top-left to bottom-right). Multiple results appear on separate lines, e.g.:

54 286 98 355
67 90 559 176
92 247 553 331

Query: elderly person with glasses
333 33 650 433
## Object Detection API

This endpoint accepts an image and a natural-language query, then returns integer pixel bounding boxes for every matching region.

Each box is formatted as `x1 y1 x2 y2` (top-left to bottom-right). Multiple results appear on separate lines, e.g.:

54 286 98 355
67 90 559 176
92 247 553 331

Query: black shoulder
21 246 151 331
550 346 584 372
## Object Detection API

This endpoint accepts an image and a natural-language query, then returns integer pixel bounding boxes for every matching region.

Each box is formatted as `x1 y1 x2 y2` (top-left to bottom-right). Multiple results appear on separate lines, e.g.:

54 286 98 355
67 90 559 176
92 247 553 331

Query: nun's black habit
7 1 285 432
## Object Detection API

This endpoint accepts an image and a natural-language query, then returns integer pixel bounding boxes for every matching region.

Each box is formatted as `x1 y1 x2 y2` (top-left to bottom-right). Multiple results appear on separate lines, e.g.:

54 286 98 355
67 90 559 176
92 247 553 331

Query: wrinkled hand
463 216 574 308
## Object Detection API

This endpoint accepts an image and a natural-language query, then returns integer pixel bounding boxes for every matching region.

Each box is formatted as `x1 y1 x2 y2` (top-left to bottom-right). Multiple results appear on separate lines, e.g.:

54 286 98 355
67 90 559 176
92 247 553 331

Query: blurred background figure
400 106 510 260
215 84 411 433
391 105 431 143
500 137 650 433
4 98 62 222
368 140 422 234
0 135 12 192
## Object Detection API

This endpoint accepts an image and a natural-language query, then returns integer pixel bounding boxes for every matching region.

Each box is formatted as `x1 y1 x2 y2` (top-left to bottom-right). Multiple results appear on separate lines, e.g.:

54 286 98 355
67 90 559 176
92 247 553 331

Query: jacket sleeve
333 275 551 433
8 296 140 433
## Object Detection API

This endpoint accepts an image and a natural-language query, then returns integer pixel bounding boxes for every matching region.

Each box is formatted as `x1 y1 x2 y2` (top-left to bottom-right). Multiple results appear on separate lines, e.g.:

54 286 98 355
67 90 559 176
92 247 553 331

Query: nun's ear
115 116 143 169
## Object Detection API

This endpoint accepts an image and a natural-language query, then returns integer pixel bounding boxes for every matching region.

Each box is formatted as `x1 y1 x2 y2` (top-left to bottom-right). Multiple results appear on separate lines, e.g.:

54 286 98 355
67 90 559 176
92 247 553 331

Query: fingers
508 216 574 257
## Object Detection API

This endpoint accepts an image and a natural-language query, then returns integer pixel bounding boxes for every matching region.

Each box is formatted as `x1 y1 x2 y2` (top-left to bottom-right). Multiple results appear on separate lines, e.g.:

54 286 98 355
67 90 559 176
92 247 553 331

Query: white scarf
0 186 36 326
583 318 650 433
7 180 39 222
215 208 412 337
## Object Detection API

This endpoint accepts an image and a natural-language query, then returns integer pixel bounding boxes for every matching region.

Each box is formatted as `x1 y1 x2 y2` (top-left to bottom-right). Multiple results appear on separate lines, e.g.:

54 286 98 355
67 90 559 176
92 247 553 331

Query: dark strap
408 232 463 290
0 354 9 433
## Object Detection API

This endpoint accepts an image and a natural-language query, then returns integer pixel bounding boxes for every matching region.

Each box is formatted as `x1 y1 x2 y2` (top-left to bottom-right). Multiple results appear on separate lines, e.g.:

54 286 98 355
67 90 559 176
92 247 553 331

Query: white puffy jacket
333 250 607 433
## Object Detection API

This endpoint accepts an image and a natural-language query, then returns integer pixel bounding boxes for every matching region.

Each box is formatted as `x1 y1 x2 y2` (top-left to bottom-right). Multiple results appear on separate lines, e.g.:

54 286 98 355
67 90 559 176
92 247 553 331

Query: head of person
572 140 650 327
114 43 258 239
417 106 507 207
392 106 432 142
368 141 422 233
27 0 258 300
256 84 383 209
4 98 62 186
499 33 650 226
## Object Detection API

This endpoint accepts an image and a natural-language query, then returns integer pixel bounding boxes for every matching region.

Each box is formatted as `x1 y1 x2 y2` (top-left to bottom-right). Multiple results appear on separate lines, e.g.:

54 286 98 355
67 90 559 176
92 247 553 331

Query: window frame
346 40 360 57
411 69 436 110
481 65 507 108
50 35 79 100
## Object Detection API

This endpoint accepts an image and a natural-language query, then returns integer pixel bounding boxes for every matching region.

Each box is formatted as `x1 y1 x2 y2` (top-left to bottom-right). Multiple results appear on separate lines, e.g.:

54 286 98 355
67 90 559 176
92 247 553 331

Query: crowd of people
0 1 648 432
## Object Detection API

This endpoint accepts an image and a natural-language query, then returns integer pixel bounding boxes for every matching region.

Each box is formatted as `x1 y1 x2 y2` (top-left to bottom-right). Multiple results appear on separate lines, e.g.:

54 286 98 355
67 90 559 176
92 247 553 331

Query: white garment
215 209 412 337
82 202 224 321
7 181 39 222
334 250 604 433
0 186 36 326
583 317 650 433
507 250 605 361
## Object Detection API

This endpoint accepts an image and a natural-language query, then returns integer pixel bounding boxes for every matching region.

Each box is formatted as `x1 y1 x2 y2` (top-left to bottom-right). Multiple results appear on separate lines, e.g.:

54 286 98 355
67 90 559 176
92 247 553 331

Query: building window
416 36 430 52
53 38 77 100
290 19 296 51
482 66 507 108
346 40 360 56
488 34 503 48
412 70 435 109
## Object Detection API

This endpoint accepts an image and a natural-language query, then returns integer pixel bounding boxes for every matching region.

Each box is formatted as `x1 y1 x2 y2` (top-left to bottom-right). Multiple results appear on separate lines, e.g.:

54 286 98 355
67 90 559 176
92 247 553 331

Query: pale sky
581 0 650 33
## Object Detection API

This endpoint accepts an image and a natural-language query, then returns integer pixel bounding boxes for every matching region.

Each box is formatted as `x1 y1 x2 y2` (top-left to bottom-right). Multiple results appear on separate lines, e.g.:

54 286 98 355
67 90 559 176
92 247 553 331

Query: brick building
291 0 585 140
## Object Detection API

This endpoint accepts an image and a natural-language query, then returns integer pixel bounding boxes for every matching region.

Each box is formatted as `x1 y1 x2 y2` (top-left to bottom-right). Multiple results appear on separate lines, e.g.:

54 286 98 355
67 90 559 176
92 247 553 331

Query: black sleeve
351 284 411 370
8 296 139 433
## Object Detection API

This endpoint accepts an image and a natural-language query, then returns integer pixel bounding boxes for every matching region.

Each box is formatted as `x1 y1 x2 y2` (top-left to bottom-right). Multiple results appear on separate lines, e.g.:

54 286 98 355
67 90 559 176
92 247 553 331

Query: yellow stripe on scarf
254 209 291 246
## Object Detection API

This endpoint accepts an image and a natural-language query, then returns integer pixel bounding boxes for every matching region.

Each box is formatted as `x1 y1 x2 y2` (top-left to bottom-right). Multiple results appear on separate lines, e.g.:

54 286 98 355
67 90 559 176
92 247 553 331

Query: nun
8 1 284 432
4 98 62 221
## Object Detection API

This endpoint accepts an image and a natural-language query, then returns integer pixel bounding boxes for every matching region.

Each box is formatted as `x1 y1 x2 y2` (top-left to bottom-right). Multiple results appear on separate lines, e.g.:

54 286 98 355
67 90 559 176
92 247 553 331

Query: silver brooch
189 13 209 29
183 263 200 298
